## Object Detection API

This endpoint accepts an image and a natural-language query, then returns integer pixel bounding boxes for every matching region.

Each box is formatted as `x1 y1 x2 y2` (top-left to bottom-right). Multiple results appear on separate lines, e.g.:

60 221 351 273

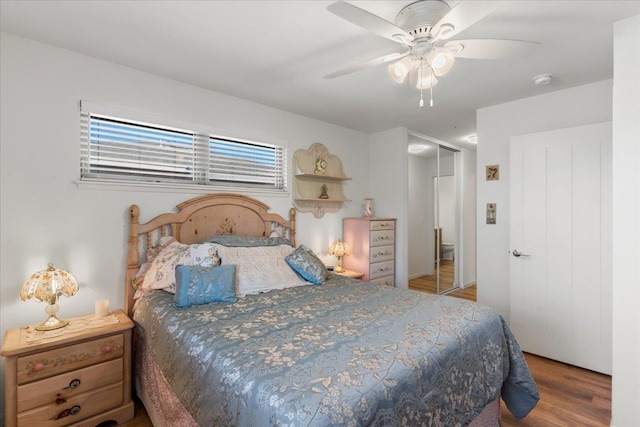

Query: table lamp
328 241 351 273
20 262 79 331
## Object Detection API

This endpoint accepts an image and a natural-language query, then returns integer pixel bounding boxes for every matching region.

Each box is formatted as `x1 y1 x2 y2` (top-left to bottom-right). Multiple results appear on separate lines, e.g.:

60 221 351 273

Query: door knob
512 249 529 258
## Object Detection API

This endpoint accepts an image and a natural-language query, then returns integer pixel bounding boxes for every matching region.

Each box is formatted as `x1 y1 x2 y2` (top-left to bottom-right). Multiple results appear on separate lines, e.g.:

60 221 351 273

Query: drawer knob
53 405 81 420
68 379 81 389
33 363 45 372
103 345 113 353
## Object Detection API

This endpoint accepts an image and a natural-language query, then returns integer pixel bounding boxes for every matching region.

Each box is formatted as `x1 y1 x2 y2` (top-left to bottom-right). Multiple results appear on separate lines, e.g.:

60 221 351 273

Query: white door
510 122 612 375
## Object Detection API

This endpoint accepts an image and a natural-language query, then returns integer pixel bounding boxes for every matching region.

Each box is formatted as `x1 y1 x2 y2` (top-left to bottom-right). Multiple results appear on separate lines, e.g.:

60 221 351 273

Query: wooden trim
125 193 296 316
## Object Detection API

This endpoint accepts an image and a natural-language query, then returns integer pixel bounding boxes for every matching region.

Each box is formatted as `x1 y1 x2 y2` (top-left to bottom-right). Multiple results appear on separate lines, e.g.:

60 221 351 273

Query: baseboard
461 280 477 289
408 272 428 280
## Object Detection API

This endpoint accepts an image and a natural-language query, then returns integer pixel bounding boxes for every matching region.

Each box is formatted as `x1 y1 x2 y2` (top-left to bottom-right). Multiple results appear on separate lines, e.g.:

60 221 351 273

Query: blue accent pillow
174 264 237 308
285 245 328 285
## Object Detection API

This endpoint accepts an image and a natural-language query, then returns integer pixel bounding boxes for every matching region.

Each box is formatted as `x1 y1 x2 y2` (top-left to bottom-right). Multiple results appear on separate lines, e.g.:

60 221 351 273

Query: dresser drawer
370 276 395 287
17 381 123 427
370 220 395 231
370 245 394 263
17 334 124 384
17 358 123 413
370 260 395 280
370 230 394 247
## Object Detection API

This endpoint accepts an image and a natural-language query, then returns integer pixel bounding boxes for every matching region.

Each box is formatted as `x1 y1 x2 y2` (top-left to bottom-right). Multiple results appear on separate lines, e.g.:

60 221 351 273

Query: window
80 103 287 192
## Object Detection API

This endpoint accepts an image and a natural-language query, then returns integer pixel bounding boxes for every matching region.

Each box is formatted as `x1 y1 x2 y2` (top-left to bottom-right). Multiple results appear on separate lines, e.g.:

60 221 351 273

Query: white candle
95 299 109 317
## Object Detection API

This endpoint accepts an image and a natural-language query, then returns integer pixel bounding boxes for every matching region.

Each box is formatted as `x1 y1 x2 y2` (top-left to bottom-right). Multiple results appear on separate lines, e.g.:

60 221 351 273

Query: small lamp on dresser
328 241 351 273
20 262 79 331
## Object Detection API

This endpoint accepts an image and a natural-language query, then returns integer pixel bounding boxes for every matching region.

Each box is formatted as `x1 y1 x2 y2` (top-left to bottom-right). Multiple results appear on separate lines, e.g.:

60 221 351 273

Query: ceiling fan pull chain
419 61 425 107
430 68 434 107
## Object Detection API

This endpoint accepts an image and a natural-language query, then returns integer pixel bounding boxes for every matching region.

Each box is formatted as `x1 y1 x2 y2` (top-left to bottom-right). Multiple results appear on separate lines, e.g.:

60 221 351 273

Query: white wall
369 128 409 287
477 16 639 424
0 32 371 419
476 79 613 320
461 150 477 287
611 14 640 427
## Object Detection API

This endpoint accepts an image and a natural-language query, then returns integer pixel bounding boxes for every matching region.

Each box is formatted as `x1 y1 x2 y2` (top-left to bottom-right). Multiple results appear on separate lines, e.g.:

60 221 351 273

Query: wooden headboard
126 193 296 316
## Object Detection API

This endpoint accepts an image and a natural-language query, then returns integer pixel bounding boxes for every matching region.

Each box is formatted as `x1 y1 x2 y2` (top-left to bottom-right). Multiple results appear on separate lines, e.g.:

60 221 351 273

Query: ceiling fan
325 0 540 106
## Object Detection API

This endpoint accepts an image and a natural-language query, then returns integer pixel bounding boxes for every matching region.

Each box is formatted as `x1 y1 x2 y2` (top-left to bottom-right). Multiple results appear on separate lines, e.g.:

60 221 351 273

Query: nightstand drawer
370 245 394 263
17 334 124 384
17 381 123 427
369 260 394 280
370 230 394 247
17 358 123 412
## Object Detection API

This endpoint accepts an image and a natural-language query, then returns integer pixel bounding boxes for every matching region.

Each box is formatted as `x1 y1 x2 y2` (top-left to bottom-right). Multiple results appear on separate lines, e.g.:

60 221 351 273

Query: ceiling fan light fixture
427 51 455 76
410 64 438 89
388 57 415 84
408 144 428 154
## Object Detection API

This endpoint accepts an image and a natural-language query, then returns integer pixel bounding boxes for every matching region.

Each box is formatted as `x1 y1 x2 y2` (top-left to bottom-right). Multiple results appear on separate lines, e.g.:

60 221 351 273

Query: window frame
78 101 289 195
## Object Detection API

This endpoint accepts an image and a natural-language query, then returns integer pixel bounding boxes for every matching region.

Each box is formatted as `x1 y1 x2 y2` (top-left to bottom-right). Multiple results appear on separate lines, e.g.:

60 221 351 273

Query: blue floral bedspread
133 275 539 426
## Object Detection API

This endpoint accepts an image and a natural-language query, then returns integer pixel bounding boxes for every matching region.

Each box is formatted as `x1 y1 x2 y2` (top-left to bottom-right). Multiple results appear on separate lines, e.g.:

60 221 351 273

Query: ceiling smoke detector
533 73 553 85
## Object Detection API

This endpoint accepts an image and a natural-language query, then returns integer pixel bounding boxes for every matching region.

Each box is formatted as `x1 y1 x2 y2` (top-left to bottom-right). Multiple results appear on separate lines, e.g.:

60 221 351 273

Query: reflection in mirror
436 144 457 293
407 136 459 295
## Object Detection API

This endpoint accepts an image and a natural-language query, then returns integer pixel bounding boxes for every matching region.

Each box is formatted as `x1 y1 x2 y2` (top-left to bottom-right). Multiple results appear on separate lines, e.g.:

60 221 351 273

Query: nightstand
1 309 135 427
335 269 365 280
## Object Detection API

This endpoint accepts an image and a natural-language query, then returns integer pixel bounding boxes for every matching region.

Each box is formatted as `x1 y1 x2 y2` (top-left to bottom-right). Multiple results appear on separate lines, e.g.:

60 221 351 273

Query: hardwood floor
501 353 612 426
123 282 612 426
410 277 612 426
408 259 457 294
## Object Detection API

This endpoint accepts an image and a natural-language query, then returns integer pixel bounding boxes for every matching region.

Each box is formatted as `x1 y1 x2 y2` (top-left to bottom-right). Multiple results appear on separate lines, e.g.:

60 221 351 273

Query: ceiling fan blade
327 2 414 46
444 39 540 59
324 51 409 79
432 1 499 41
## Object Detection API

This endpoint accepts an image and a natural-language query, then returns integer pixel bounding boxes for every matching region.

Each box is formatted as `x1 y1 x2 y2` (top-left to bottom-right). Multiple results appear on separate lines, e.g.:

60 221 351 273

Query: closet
407 135 461 294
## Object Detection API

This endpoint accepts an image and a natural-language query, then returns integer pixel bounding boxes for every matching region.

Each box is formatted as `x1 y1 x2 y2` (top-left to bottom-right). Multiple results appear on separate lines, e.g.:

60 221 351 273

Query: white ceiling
1 1 638 151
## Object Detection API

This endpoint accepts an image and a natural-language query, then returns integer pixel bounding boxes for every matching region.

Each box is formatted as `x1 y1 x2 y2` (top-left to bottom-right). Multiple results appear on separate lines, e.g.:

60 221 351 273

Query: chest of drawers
1 310 134 427
342 217 396 286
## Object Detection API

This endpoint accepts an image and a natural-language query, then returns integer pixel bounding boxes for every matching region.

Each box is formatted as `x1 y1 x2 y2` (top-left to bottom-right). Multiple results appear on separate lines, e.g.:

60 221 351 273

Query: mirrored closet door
407 134 460 295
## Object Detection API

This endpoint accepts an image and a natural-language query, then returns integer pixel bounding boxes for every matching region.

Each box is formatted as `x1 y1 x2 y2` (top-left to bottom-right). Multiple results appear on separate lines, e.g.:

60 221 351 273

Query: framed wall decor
486 164 500 181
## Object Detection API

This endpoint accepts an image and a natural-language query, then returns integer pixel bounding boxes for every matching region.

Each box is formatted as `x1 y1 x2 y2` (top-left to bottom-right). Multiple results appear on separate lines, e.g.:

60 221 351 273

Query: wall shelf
293 143 350 218
294 198 352 202
294 173 351 182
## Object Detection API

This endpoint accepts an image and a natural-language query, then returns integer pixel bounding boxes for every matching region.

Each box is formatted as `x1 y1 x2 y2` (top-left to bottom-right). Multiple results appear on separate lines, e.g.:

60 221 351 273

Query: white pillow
142 240 221 294
215 244 308 296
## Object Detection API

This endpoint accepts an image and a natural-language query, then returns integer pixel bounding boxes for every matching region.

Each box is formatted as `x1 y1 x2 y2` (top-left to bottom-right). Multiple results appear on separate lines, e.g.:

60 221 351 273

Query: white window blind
80 105 287 191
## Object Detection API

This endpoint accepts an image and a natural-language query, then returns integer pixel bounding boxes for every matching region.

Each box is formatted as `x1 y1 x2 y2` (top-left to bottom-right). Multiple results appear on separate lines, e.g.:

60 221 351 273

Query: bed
126 193 539 426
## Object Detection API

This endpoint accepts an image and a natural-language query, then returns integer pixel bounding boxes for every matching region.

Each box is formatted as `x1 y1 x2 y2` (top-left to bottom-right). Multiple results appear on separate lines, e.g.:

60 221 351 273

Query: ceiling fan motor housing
395 0 451 38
